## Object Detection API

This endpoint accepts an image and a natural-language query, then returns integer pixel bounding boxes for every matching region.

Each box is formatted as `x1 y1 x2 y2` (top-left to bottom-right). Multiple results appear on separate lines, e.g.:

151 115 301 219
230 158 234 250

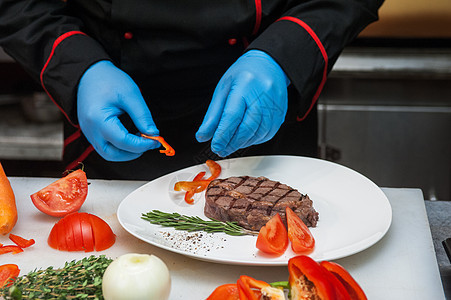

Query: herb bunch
141 210 257 236
0 255 112 300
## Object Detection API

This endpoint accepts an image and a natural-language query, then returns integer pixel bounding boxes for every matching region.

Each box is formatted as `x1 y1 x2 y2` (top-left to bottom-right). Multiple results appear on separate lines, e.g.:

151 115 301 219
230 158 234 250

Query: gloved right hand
77 60 160 161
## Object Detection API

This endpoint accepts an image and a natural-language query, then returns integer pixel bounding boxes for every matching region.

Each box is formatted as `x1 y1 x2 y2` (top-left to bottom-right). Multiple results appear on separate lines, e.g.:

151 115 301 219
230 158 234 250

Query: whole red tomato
30 169 88 217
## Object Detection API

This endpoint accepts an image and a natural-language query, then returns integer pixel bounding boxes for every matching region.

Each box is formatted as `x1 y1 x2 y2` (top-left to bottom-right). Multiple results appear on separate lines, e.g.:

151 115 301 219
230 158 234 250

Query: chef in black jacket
0 0 383 180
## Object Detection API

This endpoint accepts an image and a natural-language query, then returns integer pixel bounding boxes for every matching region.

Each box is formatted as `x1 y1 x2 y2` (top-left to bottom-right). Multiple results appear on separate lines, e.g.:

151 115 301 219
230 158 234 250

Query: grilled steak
204 176 319 231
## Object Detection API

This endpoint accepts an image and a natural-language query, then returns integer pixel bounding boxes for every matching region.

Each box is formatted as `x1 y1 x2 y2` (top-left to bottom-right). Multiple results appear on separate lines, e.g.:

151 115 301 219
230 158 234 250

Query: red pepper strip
286 207 315 254
9 233 35 248
320 261 367 300
237 275 268 300
0 245 24 255
0 264 20 288
184 171 206 203
205 159 221 180
174 180 210 192
256 213 289 256
180 160 221 204
288 255 338 300
206 283 240 300
141 134 175 156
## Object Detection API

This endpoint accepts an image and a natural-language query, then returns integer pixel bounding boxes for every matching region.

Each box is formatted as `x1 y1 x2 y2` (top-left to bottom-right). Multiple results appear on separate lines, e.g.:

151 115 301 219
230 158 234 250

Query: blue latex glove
77 60 160 161
196 50 290 157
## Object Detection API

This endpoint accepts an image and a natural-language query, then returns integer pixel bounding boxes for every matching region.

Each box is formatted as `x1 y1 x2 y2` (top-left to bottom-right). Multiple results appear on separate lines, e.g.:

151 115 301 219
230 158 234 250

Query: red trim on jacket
65 145 95 171
40 31 86 128
64 129 81 147
278 16 328 122
252 0 262 35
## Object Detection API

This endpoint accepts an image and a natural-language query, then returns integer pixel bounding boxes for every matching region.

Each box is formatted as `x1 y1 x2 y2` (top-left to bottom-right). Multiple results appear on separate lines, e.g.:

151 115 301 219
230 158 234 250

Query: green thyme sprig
1 255 113 300
141 210 257 236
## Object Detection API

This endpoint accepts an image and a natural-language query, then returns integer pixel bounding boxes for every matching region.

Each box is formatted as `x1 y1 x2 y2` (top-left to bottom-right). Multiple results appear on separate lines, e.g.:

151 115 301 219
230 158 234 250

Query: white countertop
0 177 446 299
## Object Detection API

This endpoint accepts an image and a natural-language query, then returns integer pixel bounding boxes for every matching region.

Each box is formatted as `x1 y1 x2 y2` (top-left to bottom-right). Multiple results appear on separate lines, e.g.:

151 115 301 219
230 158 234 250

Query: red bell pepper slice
206 283 240 300
237 275 268 300
288 255 338 300
0 264 20 288
184 171 206 204
256 213 289 256
9 233 35 248
205 159 221 180
0 245 23 255
175 160 222 204
141 134 175 156
174 180 211 193
320 261 367 300
286 207 315 254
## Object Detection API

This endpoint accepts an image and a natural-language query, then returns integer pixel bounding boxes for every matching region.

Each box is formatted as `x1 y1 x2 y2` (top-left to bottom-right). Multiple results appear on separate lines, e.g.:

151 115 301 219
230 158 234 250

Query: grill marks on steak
204 176 319 231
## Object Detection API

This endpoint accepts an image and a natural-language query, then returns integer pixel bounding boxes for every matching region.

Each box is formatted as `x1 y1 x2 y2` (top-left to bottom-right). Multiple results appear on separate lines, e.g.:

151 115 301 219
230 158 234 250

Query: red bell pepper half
9 233 35 248
0 264 20 288
286 207 315 254
206 283 240 300
256 213 289 256
320 261 367 300
288 255 351 300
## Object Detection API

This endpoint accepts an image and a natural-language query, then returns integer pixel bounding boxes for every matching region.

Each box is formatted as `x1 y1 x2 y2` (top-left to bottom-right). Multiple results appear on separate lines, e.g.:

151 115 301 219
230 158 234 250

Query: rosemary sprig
141 210 257 236
0 255 113 300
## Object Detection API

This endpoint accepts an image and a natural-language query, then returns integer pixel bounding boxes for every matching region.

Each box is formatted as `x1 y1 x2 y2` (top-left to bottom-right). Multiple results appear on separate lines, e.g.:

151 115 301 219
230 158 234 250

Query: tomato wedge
0 264 20 288
48 212 115 252
256 213 288 256
286 207 315 254
30 169 88 217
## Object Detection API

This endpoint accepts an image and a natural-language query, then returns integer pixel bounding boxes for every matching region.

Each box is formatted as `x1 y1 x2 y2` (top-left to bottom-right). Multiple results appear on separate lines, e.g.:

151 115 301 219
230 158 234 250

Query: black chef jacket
0 0 383 180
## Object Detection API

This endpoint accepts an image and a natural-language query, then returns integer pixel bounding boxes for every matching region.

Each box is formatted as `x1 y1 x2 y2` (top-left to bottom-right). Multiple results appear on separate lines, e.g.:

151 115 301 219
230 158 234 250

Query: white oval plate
117 155 392 266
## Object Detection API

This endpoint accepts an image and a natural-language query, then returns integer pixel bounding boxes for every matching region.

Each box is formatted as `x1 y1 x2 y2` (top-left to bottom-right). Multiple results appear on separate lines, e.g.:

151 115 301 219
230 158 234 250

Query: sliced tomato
256 213 289 256
70 214 85 251
62 216 76 251
89 214 116 251
47 223 59 249
78 213 95 252
56 218 68 251
30 169 88 217
0 264 20 288
47 212 115 252
286 207 315 254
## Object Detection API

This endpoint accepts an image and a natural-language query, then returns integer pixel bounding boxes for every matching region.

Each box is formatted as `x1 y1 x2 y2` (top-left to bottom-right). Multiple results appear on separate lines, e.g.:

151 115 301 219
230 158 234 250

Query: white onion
102 253 171 300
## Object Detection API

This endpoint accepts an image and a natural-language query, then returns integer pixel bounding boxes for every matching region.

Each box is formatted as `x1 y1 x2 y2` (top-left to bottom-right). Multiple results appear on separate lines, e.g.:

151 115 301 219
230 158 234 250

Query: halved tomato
30 169 88 217
48 212 115 252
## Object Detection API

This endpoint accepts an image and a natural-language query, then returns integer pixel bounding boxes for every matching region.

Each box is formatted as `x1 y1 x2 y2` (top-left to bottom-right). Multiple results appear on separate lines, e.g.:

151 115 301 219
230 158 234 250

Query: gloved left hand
196 50 290 157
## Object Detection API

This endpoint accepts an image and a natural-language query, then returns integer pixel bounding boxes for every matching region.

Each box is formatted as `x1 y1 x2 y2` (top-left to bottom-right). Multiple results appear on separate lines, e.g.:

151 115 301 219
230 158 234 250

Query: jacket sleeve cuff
247 18 328 121
40 31 111 127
